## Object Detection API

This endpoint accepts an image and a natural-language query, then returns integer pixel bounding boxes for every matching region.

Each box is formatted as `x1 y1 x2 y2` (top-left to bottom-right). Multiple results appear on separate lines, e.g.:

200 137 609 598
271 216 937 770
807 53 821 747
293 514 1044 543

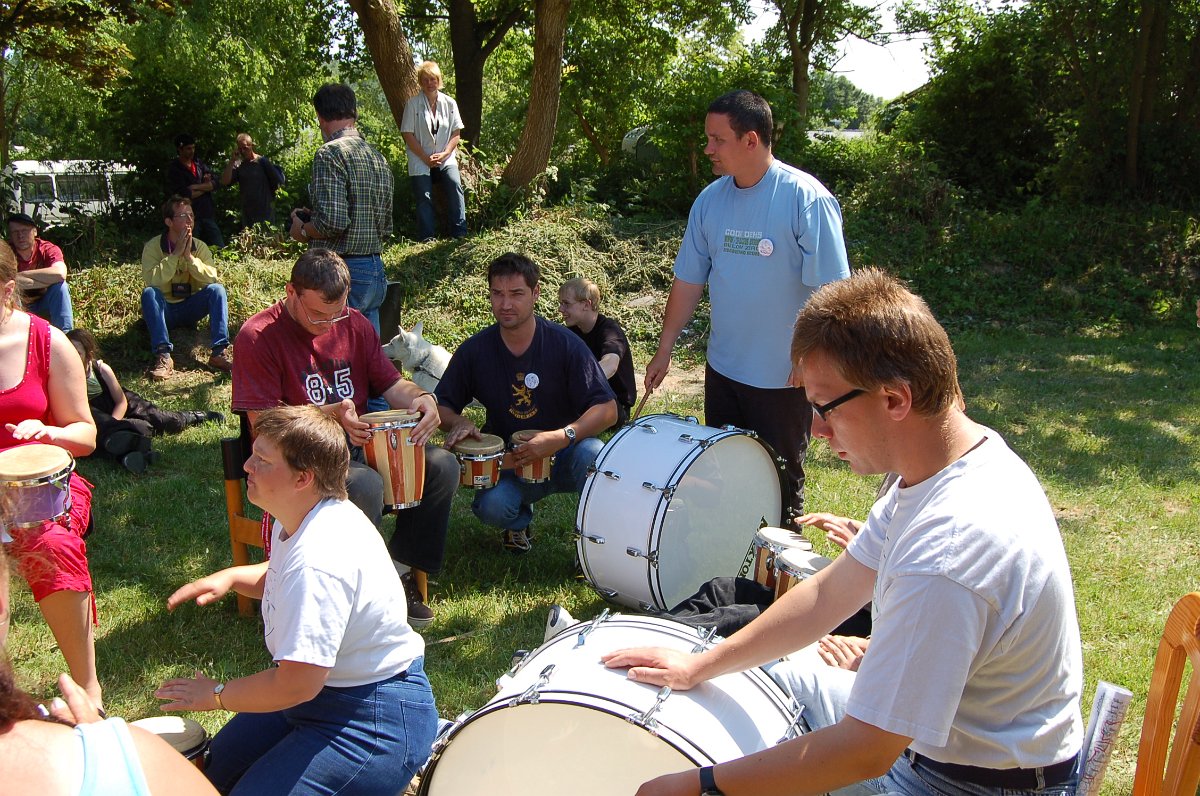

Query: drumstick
631 386 654 422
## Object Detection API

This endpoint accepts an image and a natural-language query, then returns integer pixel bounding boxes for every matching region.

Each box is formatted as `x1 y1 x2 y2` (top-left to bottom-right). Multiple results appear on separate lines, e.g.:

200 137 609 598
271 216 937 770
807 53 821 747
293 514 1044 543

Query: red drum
511 429 553 484
361 410 425 510
453 434 505 489
773 548 833 601
0 444 74 531
751 527 813 592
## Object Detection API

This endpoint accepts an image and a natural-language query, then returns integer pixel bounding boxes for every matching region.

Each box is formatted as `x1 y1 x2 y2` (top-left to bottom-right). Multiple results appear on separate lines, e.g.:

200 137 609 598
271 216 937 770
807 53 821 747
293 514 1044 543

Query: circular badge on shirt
757 238 775 257
525 373 540 389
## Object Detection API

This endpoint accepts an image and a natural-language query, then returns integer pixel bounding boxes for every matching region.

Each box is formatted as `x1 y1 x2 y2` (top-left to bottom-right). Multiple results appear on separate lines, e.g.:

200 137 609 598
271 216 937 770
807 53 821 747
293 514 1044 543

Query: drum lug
601 469 620 480
511 664 556 706
592 586 618 599
641 482 675 500
690 626 719 653
720 423 754 436
628 685 672 733
624 547 658 568
572 610 608 648
639 424 659 434
579 532 606 545
507 649 531 674
778 703 807 742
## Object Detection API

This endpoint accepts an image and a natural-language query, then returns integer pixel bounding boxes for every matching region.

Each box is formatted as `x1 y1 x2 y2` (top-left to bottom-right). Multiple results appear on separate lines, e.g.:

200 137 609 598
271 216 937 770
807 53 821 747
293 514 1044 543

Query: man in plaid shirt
290 83 393 336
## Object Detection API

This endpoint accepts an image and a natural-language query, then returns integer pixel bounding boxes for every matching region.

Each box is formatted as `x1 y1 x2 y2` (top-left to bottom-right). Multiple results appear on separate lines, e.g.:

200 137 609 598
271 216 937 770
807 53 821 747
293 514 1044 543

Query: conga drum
0 444 75 530
131 716 210 770
751 527 813 592
361 410 425 509
773 548 833 601
511 429 553 483
452 434 505 489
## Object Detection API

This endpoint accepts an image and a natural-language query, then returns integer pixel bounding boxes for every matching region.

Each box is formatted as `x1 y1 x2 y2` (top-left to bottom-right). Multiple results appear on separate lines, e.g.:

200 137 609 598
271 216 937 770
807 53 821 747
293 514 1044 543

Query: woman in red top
0 240 101 706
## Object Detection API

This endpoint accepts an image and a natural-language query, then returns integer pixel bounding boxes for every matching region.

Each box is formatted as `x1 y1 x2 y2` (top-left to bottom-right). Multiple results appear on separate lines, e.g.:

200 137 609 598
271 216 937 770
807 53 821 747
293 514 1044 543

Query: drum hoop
456 450 504 461
7 506 71 530
0 461 75 489
366 420 418 432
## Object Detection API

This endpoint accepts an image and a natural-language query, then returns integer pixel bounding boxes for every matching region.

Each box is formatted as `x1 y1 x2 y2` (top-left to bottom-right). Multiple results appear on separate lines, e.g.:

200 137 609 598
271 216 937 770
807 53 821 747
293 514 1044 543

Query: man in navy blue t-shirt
436 253 616 553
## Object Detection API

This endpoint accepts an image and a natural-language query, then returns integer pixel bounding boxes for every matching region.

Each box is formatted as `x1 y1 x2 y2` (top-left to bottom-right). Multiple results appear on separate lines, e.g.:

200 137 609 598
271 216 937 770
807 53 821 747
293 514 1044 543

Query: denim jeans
765 651 1079 796
472 436 603 531
140 284 229 353
206 658 438 796
342 253 386 337
28 280 74 331
411 163 467 241
194 216 224 249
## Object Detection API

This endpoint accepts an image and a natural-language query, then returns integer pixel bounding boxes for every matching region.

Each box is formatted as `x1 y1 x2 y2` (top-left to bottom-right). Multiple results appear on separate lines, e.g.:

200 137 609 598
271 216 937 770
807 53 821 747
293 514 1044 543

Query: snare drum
773 548 833 601
577 414 784 611
0 444 75 529
418 613 801 796
452 434 505 489
752 527 813 592
510 429 552 483
131 716 210 770
361 410 425 510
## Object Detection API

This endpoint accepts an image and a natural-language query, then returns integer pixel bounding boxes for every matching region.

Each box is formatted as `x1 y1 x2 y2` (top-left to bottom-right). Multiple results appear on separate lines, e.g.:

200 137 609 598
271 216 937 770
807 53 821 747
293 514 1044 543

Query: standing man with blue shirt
645 90 851 520
290 83 392 336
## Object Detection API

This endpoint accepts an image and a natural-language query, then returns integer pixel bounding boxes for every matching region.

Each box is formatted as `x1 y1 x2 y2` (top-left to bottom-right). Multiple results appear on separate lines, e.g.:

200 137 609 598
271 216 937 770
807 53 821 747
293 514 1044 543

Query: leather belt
905 749 1077 789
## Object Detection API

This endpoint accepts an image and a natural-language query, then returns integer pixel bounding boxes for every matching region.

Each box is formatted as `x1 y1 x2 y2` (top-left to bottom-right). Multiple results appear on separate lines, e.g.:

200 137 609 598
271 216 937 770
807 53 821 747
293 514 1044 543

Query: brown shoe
208 351 232 372
148 352 174 381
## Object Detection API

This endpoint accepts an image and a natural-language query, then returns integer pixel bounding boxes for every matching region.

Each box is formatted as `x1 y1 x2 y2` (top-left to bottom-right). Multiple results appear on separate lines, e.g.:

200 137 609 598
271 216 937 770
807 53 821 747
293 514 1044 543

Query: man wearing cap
167 132 223 248
7 212 73 331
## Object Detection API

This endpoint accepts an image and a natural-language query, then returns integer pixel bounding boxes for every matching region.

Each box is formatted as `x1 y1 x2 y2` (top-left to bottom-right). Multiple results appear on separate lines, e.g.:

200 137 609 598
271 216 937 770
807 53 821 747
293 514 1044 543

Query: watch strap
699 765 724 795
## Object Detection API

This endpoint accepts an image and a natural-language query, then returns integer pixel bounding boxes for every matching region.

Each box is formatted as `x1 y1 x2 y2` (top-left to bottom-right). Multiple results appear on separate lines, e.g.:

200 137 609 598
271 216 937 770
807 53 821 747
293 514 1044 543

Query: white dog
382 321 453 395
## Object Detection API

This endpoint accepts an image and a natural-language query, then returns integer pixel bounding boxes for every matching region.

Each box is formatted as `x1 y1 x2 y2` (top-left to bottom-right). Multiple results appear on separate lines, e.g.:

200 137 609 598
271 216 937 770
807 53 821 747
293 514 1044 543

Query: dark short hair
6 213 36 229
708 90 773 149
487 252 540 291
161 195 192 220
313 84 358 122
290 249 352 302
252 405 349 501
791 268 964 417
174 133 195 149
65 328 100 366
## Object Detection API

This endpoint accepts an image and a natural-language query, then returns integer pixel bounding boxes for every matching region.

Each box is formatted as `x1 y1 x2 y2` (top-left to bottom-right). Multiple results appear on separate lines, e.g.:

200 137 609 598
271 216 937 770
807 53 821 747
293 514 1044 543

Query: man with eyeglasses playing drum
231 249 458 626
605 268 1083 796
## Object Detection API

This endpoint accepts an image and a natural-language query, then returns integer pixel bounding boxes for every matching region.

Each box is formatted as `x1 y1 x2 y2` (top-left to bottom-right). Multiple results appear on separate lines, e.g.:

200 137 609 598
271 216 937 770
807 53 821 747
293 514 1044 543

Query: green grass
7 214 1198 794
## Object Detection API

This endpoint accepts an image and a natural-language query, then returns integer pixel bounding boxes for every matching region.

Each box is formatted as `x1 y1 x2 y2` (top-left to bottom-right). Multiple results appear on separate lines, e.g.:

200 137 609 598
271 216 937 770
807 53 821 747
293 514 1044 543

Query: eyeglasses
173 213 195 220
295 296 350 326
811 388 865 420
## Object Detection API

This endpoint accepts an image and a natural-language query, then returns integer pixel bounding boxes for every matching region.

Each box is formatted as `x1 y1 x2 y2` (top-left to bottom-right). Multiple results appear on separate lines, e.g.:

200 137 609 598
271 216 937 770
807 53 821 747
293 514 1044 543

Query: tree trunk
347 0 419 131
573 102 609 165
501 0 571 189
448 0 527 147
1124 0 1164 189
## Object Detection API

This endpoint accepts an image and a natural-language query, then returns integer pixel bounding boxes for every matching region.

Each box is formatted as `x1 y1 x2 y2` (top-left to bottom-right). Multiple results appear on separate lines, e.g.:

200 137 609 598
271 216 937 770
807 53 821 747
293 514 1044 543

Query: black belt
905 749 1077 789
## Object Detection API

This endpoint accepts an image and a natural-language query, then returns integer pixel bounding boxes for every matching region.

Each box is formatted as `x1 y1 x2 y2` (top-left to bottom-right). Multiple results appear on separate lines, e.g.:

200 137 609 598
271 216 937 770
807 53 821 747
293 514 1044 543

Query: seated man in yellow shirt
140 195 231 380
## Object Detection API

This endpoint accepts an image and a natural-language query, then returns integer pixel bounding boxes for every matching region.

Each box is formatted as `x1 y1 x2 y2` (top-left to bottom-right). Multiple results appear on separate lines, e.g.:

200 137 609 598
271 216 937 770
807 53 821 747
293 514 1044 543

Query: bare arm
6 327 96 454
95 361 128 420
437 402 481 449
157 659 329 715
597 352 619 379
167 563 269 609
129 727 220 794
15 259 66 288
645 278 705 392
382 378 441 445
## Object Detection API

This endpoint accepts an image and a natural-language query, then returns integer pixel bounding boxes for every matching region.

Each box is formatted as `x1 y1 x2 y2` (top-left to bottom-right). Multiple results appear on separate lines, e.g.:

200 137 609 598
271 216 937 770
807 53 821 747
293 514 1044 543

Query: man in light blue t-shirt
646 90 850 519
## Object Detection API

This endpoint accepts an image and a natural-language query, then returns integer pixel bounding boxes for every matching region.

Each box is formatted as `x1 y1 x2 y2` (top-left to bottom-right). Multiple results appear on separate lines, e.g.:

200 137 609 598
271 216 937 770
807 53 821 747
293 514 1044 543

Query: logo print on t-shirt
302 363 354 406
723 228 766 257
510 372 538 420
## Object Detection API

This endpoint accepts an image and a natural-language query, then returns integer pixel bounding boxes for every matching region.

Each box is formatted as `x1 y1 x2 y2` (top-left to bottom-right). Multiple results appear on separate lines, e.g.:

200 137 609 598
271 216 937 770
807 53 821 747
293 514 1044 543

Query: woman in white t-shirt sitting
155 405 437 795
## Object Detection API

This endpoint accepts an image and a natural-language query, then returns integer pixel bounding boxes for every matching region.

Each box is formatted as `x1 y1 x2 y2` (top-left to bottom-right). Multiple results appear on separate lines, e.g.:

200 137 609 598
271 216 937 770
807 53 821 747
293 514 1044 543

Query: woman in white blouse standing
401 61 468 241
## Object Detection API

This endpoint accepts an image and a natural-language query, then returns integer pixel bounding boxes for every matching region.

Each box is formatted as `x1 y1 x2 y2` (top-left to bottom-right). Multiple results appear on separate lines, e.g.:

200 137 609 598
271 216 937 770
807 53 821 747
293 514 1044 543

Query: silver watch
563 425 577 443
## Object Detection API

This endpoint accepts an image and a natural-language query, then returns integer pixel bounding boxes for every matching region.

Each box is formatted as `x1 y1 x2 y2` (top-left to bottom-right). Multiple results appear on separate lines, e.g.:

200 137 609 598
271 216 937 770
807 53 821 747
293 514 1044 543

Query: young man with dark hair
139 195 230 380
166 133 223 248
436 253 617 554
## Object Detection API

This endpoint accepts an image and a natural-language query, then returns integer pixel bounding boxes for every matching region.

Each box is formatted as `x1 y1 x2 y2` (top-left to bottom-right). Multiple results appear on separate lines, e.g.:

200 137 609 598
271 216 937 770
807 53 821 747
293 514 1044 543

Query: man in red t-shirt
231 249 458 626
7 212 73 331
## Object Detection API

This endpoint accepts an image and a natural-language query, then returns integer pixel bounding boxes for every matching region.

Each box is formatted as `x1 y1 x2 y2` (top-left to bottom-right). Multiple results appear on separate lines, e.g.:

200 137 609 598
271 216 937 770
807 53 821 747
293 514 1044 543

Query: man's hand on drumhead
167 573 231 611
600 646 701 690
513 431 565 463
442 418 480 449
796 512 861 550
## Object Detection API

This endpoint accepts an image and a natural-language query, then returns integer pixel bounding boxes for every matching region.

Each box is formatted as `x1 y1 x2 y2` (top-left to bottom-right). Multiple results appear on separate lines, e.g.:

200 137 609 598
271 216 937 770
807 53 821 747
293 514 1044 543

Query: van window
111 172 135 201
57 173 108 203
19 174 54 203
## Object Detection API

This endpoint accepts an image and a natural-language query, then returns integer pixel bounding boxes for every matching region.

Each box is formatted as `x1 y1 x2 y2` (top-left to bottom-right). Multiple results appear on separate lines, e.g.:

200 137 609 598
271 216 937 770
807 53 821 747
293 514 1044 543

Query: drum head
511 429 544 445
756 526 812 552
360 409 420 426
131 716 207 756
0 444 72 481
453 434 504 455
775 549 833 579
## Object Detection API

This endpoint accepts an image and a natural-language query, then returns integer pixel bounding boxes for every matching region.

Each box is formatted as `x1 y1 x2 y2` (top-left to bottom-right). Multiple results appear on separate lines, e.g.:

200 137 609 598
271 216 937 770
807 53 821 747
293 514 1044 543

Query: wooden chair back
222 414 262 617
1132 591 1200 795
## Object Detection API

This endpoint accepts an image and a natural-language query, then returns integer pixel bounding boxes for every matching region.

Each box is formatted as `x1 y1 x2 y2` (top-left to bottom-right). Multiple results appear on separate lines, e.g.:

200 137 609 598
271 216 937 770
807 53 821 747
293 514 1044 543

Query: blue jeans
140 284 230 353
194 216 224 249
342 254 386 337
472 436 603 531
28 281 74 331
411 163 467 241
206 658 438 796
765 653 1079 796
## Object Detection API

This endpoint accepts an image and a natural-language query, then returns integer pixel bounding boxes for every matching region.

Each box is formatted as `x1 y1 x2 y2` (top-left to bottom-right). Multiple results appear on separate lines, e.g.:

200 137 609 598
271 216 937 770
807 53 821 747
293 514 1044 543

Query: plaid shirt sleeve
311 147 350 240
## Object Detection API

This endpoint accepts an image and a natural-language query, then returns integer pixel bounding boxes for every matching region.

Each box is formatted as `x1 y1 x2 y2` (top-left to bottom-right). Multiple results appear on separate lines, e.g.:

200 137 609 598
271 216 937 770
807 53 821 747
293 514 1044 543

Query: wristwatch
213 682 226 710
699 766 725 795
563 425 577 443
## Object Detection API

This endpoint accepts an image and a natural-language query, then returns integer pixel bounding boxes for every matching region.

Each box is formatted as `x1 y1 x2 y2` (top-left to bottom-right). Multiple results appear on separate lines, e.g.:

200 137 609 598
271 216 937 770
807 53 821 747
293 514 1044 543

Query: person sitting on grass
156 404 437 796
558 277 636 429
66 328 224 473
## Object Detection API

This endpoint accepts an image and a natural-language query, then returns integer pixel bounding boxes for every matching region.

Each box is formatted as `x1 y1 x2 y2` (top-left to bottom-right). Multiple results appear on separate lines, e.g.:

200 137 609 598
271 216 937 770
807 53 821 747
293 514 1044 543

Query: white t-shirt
673 160 850 389
262 498 424 687
401 91 465 177
845 431 1083 768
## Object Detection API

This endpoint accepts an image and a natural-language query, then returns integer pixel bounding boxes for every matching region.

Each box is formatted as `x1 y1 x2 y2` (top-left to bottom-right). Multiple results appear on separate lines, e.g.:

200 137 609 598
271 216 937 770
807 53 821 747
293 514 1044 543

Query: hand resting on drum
600 646 704 690
4 418 56 444
795 512 862 550
817 634 869 671
511 430 567 467
442 416 482 449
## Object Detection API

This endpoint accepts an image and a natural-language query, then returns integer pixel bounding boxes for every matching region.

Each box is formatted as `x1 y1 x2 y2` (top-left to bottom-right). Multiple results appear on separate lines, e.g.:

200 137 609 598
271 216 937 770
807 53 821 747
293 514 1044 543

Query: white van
2 159 135 224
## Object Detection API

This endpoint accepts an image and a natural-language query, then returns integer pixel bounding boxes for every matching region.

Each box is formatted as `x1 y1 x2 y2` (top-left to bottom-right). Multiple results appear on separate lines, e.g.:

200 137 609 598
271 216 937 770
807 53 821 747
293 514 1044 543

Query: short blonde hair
559 277 601 311
416 61 443 86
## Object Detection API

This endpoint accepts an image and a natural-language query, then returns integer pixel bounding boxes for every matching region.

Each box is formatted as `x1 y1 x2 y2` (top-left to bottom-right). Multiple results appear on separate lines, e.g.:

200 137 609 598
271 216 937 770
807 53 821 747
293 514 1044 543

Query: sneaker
501 528 533 555
208 350 232 372
104 430 152 458
148 352 174 381
120 451 147 474
544 604 578 642
400 572 434 628
185 410 225 427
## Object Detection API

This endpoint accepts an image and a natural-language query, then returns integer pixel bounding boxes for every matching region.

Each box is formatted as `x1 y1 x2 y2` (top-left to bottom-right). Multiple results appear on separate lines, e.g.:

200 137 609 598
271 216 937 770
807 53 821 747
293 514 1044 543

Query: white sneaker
544 604 578 642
